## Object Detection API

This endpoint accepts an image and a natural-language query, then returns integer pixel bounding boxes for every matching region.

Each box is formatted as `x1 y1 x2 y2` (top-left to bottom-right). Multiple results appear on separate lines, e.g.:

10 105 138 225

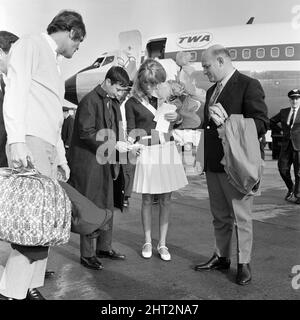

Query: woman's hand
164 111 180 122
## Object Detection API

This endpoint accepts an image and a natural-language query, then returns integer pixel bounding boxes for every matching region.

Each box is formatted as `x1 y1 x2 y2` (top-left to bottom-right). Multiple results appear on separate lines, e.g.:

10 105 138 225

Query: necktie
209 82 222 106
289 108 296 127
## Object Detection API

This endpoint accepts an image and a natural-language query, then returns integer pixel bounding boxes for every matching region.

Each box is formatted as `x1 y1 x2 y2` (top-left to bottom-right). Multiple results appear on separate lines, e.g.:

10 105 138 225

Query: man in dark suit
61 106 75 157
0 31 19 167
68 66 130 270
270 89 300 204
194 45 269 285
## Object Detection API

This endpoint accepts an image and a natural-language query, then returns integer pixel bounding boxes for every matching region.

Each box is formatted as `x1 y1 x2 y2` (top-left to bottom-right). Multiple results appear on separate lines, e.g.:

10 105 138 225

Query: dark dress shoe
194 254 231 271
45 270 55 279
285 191 294 201
295 198 300 204
236 263 252 285
80 256 103 270
26 288 46 300
96 249 126 260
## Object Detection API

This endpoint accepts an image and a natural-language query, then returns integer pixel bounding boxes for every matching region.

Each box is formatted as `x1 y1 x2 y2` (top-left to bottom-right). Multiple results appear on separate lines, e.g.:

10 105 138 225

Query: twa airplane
65 20 300 119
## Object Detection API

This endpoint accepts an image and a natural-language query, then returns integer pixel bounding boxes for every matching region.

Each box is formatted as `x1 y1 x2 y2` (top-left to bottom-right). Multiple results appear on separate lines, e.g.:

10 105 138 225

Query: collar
220 68 236 89
95 84 109 98
0 72 7 84
41 33 62 61
291 106 300 113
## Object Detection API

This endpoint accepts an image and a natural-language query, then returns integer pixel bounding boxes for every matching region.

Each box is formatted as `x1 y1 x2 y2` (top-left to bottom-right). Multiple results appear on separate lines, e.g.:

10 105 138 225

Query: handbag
0 165 72 246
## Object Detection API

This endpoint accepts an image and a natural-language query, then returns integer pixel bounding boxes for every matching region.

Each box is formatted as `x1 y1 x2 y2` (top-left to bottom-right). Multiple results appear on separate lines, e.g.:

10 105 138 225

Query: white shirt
41 33 62 74
3 33 66 165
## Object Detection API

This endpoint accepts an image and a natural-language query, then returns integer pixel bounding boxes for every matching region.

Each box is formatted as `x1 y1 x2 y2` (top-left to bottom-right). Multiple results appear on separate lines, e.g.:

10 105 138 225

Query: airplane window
189 51 197 62
93 57 104 67
256 48 265 58
229 49 237 60
271 47 280 58
102 56 115 66
285 46 294 57
242 48 251 59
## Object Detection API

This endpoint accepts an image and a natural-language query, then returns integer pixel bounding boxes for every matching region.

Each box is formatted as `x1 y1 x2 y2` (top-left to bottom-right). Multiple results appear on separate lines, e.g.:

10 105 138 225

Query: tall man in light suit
194 45 269 285
0 11 86 300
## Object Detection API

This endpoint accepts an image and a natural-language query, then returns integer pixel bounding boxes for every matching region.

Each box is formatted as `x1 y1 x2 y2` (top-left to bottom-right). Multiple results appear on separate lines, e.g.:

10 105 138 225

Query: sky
0 0 299 80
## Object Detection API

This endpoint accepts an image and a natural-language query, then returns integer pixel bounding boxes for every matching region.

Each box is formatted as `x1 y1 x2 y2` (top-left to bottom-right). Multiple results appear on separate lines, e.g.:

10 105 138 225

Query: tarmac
0 149 300 300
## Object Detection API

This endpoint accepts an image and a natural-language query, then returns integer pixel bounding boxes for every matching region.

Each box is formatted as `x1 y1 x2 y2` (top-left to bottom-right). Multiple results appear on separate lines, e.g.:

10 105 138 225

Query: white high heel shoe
141 243 152 259
157 244 171 261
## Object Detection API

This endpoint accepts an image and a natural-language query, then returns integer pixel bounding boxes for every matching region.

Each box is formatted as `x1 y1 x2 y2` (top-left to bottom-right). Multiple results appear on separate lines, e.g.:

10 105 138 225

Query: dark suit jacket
0 86 8 167
68 85 124 211
270 107 300 151
202 70 269 172
61 115 74 148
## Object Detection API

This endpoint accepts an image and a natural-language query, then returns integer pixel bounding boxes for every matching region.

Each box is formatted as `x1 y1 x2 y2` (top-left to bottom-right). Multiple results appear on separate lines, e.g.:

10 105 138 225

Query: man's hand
58 163 70 182
209 103 228 126
9 142 34 168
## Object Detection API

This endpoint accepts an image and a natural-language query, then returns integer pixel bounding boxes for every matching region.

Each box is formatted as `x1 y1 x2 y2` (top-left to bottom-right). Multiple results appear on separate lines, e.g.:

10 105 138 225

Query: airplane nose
65 74 78 105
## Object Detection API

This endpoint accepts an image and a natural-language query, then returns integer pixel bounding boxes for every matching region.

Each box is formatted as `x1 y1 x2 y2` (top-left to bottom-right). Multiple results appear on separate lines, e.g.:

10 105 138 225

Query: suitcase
0 167 72 246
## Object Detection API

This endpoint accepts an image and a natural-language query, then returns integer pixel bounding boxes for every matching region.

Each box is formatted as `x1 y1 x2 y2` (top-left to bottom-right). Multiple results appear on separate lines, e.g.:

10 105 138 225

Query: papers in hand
154 103 177 133
115 141 144 153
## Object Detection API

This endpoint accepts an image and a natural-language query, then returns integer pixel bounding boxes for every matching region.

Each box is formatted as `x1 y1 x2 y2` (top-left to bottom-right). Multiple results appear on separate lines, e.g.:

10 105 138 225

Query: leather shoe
295 198 300 204
285 190 294 201
96 249 126 260
26 288 46 300
194 254 231 271
236 263 252 285
45 270 55 279
80 256 103 270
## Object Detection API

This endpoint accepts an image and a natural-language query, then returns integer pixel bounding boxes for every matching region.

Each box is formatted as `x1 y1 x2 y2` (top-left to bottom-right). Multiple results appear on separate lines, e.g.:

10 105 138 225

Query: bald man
194 45 269 285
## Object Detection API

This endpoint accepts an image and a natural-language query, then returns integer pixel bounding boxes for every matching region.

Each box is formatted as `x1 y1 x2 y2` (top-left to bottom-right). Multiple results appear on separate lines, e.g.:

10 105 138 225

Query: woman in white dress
125 59 188 261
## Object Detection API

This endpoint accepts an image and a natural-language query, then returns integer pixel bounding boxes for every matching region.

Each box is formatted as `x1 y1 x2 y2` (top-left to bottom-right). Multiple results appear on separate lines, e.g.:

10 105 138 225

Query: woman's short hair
47 10 86 42
105 66 130 87
0 31 19 53
132 58 166 101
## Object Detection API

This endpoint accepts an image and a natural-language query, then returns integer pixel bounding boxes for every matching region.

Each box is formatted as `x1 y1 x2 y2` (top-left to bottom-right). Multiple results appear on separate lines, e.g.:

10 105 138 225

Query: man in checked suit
270 89 300 204
194 45 269 285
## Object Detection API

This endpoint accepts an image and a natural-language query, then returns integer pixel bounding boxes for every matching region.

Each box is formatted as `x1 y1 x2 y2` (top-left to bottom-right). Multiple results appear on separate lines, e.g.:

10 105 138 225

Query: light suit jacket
3 34 66 164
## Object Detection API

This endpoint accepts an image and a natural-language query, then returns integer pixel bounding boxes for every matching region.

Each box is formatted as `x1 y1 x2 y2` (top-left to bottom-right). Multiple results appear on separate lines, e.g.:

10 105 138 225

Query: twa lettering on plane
64 21 300 120
177 32 212 49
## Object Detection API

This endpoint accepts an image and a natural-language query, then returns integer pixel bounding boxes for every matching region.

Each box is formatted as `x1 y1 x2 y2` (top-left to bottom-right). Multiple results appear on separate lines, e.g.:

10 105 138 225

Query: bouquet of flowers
156 79 202 130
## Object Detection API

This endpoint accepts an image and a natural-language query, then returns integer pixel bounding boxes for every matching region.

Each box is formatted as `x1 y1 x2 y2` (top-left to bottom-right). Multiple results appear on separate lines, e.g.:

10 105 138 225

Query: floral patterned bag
0 166 72 246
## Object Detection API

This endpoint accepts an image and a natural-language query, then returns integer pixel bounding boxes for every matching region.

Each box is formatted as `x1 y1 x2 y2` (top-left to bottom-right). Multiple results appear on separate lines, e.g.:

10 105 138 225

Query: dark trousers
278 141 300 198
122 162 135 198
80 214 113 257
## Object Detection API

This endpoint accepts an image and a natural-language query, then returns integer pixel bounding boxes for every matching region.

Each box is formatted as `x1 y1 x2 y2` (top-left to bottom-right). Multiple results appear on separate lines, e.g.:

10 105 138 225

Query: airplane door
146 38 167 59
118 30 142 80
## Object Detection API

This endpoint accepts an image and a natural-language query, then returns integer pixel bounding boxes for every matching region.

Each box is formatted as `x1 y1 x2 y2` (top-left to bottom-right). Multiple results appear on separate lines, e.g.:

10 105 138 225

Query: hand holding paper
154 103 177 133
